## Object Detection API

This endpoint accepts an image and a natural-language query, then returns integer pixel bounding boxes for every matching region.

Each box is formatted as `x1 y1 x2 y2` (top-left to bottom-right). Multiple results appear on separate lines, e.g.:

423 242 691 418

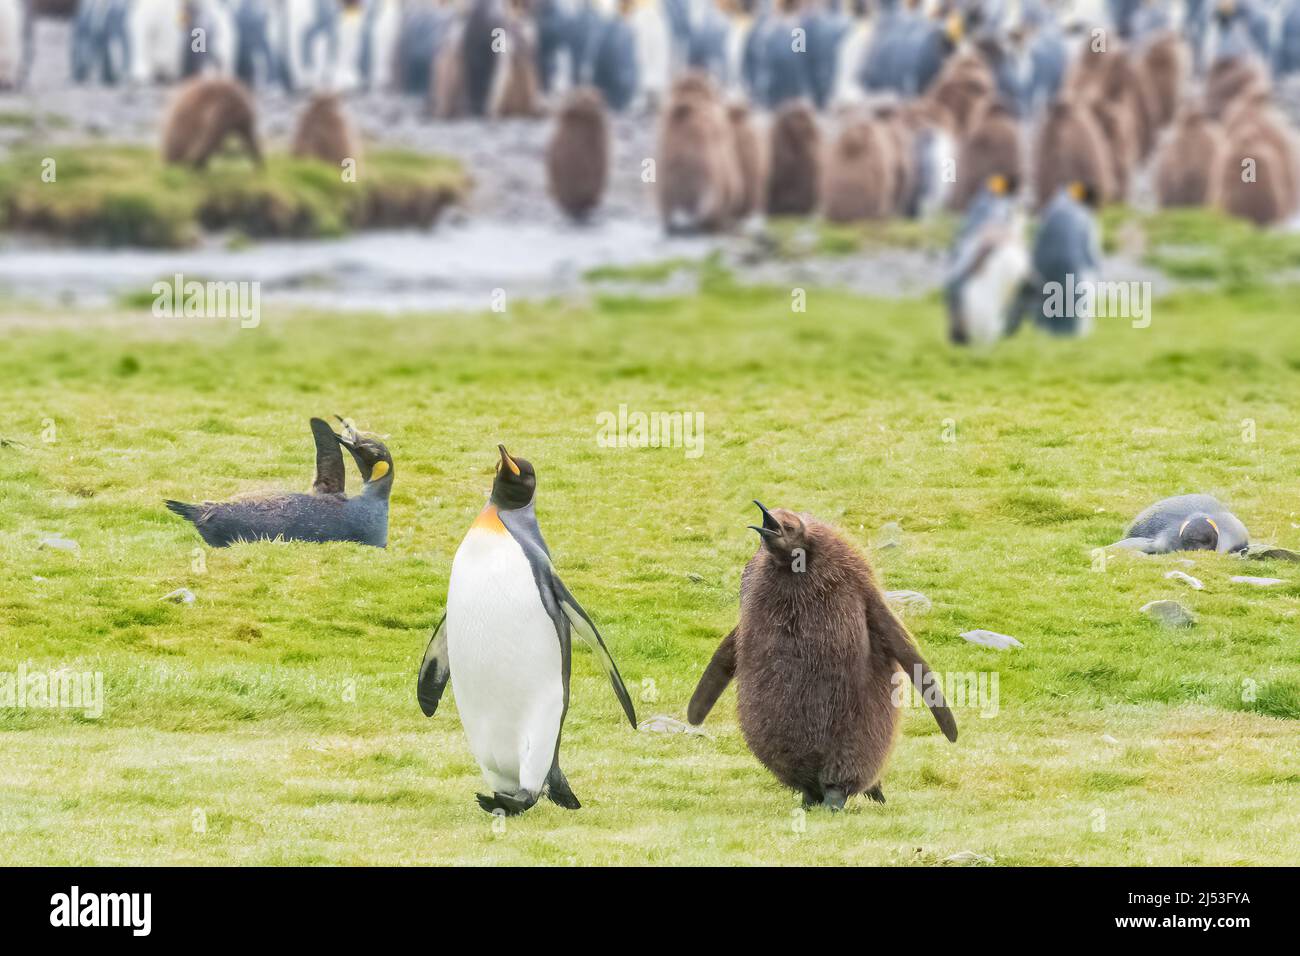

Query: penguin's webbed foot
820 787 848 811
476 789 538 816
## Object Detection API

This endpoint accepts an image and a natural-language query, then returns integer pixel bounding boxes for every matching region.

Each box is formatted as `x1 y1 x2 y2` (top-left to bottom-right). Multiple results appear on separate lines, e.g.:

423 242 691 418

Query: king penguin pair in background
417 444 637 816
165 416 392 547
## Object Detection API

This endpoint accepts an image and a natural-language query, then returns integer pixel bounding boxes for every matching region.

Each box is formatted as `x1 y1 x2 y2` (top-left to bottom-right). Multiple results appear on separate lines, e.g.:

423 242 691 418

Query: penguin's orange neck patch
472 505 507 534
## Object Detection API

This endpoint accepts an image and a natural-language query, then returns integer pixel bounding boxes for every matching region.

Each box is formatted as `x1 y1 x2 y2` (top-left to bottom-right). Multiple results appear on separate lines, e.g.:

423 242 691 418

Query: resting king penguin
165 417 392 547
417 444 637 816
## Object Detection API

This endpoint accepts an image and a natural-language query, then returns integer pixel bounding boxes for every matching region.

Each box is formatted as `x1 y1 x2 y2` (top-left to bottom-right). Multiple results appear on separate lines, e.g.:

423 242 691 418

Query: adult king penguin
417 444 637 816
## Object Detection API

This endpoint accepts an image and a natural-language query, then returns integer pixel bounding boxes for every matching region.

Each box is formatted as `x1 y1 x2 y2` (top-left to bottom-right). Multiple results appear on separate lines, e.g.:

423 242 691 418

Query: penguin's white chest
446 522 564 792
961 236 1029 346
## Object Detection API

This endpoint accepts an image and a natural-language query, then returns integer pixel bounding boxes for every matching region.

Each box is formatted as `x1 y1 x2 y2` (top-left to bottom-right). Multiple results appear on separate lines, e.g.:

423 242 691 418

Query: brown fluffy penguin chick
430 21 468 119
926 53 996 137
656 72 740 233
728 102 765 219
766 99 821 217
546 86 610 222
1091 97 1139 202
822 115 896 223
291 94 359 167
1069 39 1156 159
688 503 957 809
161 76 262 169
1139 31 1187 129
1216 96 1300 226
872 105 916 215
1154 106 1226 208
1033 97 1115 208
951 99 1021 211
490 3 542 118
1205 56 1270 122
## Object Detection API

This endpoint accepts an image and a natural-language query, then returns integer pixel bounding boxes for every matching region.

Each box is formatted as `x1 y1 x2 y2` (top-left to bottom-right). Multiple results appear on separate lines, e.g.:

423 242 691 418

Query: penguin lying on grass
165 417 392 547
1111 494 1250 554
688 502 957 810
417 444 637 816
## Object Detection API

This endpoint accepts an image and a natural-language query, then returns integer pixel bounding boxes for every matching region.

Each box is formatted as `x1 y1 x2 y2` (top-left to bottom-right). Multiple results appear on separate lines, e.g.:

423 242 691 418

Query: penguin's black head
335 417 393 487
491 444 536 510
748 501 810 565
1177 514 1220 552
1067 180 1100 210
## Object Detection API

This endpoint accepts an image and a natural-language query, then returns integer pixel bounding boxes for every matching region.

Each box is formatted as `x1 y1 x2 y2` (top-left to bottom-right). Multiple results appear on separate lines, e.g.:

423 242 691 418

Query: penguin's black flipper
866 593 958 743
498 506 635 727
309 417 346 495
164 499 201 524
416 615 451 717
687 626 738 725
544 765 582 810
555 581 638 728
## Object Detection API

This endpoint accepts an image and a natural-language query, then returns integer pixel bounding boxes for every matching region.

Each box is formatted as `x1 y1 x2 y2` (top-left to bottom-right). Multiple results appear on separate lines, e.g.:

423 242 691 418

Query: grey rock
877 521 903 549
886 590 932 613
943 850 994 865
1140 600 1195 627
1100 734 1120 746
161 588 196 605
1230 575 1283 587
1247 547 1300 562
38 535 79 552
686 572 704 584
637 715 712 738
959 629 1024 650
1163 570 1204 590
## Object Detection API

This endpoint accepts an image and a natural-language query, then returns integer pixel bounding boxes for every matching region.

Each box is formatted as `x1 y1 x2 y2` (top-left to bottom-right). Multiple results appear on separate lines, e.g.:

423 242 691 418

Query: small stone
686 572 703 583
959 629 1024 650
1173 558 1196 567
1230 575 1283 587
877 521 902 549
32 575 48 583
1100 734 1120 746
637 715 711 738
1247 547 1300 562
161 588 196 605
1163 570 1204 590
1141 600 1195 627
886 590 932 613
943 850 994 866
38 535 79 552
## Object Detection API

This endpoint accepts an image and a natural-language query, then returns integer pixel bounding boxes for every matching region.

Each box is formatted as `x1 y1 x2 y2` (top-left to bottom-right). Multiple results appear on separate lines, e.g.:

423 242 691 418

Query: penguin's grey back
167 492 388 547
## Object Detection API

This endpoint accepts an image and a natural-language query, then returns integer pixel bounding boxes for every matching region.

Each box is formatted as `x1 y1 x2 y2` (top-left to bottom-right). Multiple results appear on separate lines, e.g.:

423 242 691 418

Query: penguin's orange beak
498 444 521 476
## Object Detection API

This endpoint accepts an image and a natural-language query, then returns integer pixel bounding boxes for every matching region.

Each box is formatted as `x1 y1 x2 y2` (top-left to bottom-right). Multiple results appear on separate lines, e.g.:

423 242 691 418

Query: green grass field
1 264 1298 865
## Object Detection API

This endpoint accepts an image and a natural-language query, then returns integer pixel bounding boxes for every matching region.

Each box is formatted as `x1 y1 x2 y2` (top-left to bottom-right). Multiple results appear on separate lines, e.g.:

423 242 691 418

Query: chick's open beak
748 499 782 539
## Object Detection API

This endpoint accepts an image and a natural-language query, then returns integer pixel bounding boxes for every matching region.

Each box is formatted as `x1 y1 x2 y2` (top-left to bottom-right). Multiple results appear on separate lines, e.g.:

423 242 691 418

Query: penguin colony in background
23 0 1300 237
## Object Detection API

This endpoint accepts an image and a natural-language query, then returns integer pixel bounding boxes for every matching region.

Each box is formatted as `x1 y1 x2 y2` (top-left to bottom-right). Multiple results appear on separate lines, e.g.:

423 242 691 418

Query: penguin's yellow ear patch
1206 518 1219 533
988 174 1008 195
369 461 390 481
1068 181 1087 202
945 12 964 42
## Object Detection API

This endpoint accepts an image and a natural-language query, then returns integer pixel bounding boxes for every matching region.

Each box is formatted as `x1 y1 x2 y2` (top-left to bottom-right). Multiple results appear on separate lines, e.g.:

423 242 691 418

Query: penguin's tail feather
164 499 201 523
544 766 582 810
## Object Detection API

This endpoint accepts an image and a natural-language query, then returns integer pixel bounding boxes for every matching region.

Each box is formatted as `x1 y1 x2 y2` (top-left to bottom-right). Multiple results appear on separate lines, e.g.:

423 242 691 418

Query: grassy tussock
0 146 469 247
